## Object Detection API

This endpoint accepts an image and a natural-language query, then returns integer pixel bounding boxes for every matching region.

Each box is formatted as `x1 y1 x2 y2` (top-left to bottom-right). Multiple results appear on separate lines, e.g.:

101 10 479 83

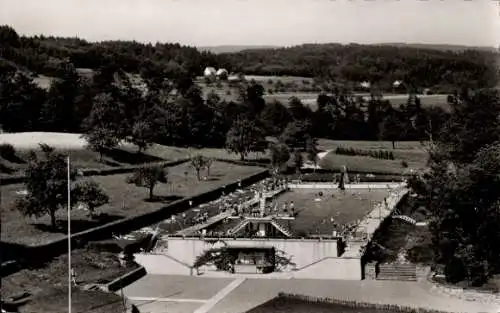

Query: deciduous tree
225 118 266 161
82 93 123 161
127 165 168 200
191 155 208 181
15 146 77 229
73 180 109 218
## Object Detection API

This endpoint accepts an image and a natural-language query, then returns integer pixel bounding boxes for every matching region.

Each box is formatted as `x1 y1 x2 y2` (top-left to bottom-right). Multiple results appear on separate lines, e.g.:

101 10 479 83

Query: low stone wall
365 262 377 280
292 257 362 280
276 293 452 313
106 266 147 292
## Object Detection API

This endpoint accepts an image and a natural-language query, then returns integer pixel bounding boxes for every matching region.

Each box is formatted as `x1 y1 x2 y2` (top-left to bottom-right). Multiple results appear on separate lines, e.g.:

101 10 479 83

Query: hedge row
336 147 395 160
0 158 190 185
277 293 452 313
1 168 270 276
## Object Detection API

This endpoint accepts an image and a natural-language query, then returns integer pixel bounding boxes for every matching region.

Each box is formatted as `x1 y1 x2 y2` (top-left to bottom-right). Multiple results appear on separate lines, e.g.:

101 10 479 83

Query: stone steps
377 263 417 281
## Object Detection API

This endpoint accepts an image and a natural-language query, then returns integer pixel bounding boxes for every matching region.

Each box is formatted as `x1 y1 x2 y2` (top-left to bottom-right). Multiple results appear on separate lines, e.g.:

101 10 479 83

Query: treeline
223 43 497 92
0 56 452 153
2 25 497 94
0 25 231 79
408 89 500 286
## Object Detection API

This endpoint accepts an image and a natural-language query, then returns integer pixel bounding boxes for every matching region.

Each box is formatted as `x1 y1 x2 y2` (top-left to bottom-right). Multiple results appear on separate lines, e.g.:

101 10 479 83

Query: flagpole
67 155 72 313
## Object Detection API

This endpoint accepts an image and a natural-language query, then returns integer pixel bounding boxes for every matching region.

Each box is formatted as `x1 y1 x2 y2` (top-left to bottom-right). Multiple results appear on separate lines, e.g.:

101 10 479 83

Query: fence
276 293 460 313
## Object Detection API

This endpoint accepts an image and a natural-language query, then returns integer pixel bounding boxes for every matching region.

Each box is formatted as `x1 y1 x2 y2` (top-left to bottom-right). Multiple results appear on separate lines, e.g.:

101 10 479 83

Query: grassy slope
317 139 427 174
2 247 135 313
1 161 264 246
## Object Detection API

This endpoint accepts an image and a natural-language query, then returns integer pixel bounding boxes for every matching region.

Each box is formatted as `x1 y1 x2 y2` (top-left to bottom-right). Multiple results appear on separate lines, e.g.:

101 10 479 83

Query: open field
316 139 428 174
315 139 426 172
271 189 388 236
0 132 165 177
264 93 450 111
0 161 264 246
316 139 425 151
2 247 135 313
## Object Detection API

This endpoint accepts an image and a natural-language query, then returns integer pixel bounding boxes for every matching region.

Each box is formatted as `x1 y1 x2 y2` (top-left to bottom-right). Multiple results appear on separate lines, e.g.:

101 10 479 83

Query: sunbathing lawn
2 247 135 313
0 161 264 246
0 146 167 178
270 189 388 236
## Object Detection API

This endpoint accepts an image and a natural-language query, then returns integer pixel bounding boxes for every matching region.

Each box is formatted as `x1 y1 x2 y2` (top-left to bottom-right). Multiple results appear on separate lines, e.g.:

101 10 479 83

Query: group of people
175 176 295 235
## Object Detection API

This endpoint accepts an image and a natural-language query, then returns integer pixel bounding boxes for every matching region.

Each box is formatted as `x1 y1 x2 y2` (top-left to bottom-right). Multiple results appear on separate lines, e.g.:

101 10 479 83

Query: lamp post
67 155 72 313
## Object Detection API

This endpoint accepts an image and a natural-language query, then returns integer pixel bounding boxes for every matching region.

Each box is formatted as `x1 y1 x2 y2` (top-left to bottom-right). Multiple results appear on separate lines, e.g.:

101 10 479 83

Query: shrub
401 160 409 168
407 245 434 264
335 146 395 160
0 143 16 160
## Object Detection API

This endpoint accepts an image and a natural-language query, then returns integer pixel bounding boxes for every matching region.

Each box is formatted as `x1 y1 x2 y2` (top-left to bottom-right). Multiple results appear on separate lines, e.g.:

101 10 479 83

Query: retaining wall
106 266 147 292
150 237 340 269
292 257 362 280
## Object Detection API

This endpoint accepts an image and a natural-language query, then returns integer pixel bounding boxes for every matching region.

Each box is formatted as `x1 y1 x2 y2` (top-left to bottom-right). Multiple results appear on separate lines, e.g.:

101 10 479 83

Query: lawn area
316 139 428 174
0 146 167 177
2 247 135 313
270 189 388 236
247 296 399 313
0 160 265 246
263 93 450 111
319 153 422 175
316 139 428 172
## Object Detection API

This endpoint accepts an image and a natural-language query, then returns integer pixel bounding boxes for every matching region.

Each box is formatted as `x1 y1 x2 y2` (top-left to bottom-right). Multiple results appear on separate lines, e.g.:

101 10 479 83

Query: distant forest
1 25 498 93
223 44 498 91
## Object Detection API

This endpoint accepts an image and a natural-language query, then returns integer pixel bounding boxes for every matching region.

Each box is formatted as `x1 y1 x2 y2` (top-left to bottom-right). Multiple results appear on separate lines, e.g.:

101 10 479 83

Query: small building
203 67 217 77
359 81 371 89
392 80 403 88
216 68 229 80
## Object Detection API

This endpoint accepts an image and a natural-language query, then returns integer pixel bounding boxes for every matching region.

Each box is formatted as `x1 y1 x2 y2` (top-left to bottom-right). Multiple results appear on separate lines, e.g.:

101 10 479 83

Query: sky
1 0 499 47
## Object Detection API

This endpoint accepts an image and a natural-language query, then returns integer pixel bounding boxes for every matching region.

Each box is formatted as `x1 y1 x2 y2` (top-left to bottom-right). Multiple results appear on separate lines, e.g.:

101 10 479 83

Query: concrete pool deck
122 274 498 313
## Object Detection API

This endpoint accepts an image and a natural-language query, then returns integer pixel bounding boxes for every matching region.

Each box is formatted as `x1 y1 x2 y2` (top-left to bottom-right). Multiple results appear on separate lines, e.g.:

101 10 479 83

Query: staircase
376 263 417 281
392 215 417 225
271 219 294 237
228 219 250 235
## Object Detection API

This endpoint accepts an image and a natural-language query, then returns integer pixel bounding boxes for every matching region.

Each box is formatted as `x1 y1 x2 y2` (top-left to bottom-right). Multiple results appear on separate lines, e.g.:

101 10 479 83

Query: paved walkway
122 274 498 313
193 278 246 313
206 278 499 313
